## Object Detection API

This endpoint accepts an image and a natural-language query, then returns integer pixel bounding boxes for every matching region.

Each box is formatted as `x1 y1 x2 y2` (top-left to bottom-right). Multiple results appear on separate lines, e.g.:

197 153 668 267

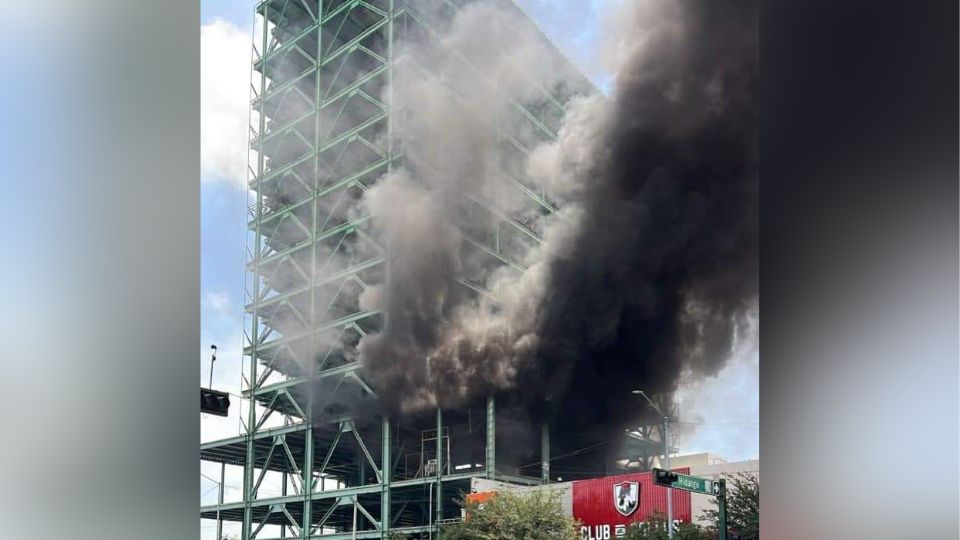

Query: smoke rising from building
520 0 759 449
244 0 759 477
348 0 758 451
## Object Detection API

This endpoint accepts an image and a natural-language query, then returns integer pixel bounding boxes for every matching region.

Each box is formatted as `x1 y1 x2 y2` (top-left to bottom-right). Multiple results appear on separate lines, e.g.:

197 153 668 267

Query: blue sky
199 0 758 463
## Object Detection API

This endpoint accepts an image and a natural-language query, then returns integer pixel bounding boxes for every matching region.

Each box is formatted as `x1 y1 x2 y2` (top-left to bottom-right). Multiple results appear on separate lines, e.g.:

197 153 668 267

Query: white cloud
203 290 232 317
202 19 252 189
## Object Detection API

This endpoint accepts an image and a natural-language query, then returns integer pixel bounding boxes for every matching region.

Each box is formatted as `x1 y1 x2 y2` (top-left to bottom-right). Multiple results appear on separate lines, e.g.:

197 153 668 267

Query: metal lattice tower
201 1 593 538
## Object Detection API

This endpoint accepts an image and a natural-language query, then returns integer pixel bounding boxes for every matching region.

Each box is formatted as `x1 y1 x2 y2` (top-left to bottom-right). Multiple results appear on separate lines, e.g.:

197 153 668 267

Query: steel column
218 462 225 540
485 396 495 478
435 408 443 529
244 2 270 538
380 417 391 539
541 422 550 483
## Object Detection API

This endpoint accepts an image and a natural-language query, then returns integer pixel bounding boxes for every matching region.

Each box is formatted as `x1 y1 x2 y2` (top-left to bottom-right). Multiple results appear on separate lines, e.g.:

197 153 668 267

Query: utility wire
671 420 759 427
519 418 758 471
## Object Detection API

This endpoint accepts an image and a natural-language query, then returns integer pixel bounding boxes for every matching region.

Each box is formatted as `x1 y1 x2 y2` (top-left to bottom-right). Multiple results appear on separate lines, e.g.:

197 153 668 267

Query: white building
652 453 759 526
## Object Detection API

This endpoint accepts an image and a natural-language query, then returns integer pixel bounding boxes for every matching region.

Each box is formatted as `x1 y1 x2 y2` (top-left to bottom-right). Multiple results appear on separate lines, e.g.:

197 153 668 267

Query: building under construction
199 1 667 538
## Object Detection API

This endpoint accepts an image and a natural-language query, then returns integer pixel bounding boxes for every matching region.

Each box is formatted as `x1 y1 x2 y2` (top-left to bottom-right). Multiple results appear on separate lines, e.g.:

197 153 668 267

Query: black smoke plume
523 0 758 449
356 0 758 463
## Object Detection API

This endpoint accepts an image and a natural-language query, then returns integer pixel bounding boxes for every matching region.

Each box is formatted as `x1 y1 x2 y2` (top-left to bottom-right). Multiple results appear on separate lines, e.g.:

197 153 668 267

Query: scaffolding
201 1 593 538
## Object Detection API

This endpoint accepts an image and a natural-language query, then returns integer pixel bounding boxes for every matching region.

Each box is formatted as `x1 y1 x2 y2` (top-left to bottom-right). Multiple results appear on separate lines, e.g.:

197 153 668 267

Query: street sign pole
663 417 673 539
717 478 728 540
653 468 729 538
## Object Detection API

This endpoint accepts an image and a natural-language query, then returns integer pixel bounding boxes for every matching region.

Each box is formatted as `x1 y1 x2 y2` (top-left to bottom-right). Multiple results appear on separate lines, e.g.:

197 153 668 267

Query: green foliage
440 490 580 540
622 511 711 540
699 472 759 540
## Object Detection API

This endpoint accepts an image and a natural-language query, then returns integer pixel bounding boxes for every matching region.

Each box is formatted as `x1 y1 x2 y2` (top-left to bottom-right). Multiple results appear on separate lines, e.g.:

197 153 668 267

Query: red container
572 470 692 539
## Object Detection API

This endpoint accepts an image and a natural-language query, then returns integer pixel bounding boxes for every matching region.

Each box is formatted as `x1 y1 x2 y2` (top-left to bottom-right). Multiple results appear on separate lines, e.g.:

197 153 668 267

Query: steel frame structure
201 1 592 538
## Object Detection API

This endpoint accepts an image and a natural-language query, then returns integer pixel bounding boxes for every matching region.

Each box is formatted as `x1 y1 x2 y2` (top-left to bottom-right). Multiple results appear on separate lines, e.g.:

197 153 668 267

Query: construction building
200 1 600 538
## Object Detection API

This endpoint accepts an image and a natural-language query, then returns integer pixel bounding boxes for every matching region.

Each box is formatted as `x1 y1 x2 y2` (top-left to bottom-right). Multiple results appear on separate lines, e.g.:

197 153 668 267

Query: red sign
465 491 496 508
572 470 692 539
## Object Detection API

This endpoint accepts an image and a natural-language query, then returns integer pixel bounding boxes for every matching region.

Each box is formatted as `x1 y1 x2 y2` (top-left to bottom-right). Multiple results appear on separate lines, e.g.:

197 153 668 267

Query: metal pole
352 496 358 540
664 416 673 539
717 479 728 540
436 408 443 532
485 396 495 478
208 345 217 389
541 422 550 484
216 463 225 540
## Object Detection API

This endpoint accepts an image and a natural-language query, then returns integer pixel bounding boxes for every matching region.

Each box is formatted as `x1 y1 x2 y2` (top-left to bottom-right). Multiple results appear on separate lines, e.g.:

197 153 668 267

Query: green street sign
672 473 716 495
652 469 728 540
652 468 721 496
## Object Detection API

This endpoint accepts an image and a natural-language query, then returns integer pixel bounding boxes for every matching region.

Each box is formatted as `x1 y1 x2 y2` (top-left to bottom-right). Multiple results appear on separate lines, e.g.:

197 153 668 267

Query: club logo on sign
613 481 639 517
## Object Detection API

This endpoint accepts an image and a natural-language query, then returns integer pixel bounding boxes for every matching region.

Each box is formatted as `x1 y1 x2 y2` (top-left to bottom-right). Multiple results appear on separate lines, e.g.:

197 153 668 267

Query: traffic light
653 467 678 486
201 388 230 417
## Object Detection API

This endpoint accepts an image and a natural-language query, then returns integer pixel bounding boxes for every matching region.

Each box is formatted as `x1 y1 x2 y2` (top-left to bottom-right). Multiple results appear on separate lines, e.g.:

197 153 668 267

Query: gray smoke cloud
356 0 585 412
356 0 758 447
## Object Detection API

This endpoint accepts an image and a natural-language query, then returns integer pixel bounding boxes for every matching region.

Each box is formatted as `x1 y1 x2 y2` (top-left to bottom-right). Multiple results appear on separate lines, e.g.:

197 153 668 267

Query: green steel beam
435 408 443 530
466 193 543 245
320 20 390 69
249 214 373 270
202 501 246 513
486 396 495 478
246 310 380 355
541 422 550 483
248 256 382 303
252 65 318 110
254 22 321 70
350 422 382 483
203 423 306 451
380 415 391 539
244 4 271 539
254 107 319 147
301 414 314 538
203 473 479 515
462 234 525 273
381 9 394 534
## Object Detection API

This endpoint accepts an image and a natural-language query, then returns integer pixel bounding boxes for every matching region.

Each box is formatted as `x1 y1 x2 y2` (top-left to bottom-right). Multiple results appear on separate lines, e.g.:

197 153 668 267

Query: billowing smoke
355 0 758 452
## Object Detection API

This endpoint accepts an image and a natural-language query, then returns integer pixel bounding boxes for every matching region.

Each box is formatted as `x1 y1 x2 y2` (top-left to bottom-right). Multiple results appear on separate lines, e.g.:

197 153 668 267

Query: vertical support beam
435 408 443 528
485 395 495 478
303 0 322 536
382 4 394 537
281 471 288 538
381 417 391 539
541 422 550 484
386 0 394 178
217 462 225 540
357 443 366 531
302 411 314 538
245 5 269 538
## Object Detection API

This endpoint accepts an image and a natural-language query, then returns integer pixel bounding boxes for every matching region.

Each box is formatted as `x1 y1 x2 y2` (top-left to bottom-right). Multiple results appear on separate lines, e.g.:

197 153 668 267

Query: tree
622 511 711 540
699 473 759 540
440 489 580 540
